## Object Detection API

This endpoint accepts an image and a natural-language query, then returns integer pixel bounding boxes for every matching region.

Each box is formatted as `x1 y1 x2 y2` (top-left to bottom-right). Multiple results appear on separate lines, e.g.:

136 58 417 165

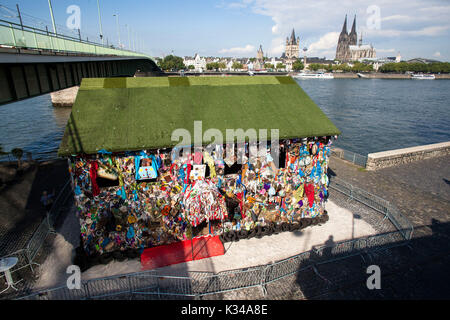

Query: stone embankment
50 86 79 107
334 72 450 79
366 141 450 170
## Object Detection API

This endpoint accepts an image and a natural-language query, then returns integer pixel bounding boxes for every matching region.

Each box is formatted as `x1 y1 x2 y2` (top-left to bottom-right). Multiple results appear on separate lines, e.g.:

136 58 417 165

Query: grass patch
276 76 296 84
168 77 190 86
103 77 127 88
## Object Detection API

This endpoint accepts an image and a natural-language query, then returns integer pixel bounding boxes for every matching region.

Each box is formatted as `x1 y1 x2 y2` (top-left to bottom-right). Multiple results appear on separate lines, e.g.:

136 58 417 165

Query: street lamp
96 0 104 44
303 46 308 66
125 24 131 50
113 14 121 48
47 0 57 35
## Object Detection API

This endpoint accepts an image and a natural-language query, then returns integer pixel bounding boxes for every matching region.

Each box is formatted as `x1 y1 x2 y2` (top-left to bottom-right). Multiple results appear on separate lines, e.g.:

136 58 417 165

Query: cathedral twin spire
340 14 357 45
336 14 375 61
336 14 357 61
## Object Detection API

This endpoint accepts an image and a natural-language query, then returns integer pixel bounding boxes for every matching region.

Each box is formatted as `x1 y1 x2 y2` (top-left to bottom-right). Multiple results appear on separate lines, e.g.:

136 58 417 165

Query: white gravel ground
34 200 376 290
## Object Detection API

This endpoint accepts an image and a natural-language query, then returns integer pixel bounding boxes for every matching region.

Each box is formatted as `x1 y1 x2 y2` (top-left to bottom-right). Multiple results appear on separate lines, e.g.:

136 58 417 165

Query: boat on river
293 72 334 79
411 73 435 80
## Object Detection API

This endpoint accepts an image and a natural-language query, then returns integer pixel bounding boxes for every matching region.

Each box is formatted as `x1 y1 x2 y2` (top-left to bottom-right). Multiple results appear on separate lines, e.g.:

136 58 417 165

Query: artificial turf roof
58 76 341 156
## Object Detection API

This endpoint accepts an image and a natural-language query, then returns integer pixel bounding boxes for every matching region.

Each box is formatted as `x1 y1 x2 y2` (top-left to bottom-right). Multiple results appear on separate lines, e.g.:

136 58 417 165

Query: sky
0 0 449 61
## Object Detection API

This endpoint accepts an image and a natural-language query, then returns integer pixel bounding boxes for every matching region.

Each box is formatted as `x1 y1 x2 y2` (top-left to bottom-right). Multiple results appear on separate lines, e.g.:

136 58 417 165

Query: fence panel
85 276 131 299
331 148 368 167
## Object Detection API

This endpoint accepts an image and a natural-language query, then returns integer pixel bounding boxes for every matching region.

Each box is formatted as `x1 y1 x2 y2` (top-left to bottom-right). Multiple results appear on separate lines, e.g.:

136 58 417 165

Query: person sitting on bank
41 190 55 212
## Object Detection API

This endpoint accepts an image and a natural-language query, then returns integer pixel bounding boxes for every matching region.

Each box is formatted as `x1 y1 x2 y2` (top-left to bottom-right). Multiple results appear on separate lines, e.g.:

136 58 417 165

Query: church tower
257 44 264 62
335 15 350 61
285 28 300 59
349 15 357 46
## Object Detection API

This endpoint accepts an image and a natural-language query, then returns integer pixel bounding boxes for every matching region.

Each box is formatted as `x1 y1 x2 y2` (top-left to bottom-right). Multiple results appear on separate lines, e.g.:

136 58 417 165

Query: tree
332 63 351 72
187 65 195 70
276 63 286 70
292 59 304 71
206 62 220 71
158 55 186 71
218 62 227 70
11 148 23 168
232 62 243 70
264 63 274 70
308 63 323 71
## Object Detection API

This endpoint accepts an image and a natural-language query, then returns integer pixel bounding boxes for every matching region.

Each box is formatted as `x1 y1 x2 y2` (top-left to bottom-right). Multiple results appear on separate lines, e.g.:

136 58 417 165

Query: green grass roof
58 76 341 156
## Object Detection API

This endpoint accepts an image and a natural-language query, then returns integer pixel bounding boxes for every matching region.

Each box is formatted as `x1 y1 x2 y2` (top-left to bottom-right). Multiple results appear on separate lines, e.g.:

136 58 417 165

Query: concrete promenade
329 154 450 238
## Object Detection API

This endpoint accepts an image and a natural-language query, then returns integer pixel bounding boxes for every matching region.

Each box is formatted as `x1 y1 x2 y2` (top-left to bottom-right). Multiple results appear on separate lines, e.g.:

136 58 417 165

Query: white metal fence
331 148 368 168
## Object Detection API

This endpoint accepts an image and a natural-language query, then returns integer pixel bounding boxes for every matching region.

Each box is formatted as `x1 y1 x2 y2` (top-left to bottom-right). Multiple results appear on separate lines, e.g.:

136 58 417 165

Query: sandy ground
33 200 376 290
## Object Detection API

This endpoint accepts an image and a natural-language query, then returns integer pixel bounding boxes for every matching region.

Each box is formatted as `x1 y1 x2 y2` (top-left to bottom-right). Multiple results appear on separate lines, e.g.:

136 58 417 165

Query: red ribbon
304 183 315 208
89 160 100 197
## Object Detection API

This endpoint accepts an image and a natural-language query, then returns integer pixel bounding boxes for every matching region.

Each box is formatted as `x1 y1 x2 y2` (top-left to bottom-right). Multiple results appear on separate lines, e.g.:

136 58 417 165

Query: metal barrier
331 147 368 168
328 176 414 240
17 230 408 300
15 176 414 300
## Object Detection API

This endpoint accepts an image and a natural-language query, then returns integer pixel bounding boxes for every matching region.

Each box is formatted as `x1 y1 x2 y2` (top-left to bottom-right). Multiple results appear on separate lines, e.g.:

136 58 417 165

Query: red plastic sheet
141 235 225 270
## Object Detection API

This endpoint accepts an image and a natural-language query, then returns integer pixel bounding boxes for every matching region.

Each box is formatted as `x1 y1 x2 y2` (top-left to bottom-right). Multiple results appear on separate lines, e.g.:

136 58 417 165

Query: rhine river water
0 78 449 161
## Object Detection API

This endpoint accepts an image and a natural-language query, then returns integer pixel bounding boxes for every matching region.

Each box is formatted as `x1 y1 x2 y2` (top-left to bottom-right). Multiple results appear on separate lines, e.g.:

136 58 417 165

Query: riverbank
366 141 450 170
333 72 450 79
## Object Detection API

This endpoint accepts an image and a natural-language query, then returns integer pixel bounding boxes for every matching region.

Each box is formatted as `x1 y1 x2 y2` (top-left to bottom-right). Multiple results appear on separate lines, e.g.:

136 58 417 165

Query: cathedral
335 15 376 62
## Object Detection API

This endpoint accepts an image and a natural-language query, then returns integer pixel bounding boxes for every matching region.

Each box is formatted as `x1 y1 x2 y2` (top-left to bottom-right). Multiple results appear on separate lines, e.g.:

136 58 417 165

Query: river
0 78 449 161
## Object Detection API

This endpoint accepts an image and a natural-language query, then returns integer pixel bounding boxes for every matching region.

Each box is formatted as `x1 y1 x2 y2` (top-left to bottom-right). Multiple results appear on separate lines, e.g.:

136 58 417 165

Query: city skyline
0 0 448 61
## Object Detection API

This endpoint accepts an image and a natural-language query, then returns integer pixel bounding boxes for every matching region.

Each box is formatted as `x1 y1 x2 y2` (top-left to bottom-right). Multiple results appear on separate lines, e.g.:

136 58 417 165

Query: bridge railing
0 18 152 60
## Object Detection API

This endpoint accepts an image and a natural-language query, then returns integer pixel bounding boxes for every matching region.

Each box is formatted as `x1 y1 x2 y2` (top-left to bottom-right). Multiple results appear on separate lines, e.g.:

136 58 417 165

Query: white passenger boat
293 72 334 79
411 73 435 80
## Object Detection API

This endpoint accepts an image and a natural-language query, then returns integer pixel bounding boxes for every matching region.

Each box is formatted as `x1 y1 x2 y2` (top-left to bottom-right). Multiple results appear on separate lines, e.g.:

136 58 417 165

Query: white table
0 257 21 293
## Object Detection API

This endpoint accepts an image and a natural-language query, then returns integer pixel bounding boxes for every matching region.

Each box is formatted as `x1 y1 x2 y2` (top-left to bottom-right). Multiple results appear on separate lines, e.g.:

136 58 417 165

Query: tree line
379 62 450 73
306 62 374 72
156 55 450 74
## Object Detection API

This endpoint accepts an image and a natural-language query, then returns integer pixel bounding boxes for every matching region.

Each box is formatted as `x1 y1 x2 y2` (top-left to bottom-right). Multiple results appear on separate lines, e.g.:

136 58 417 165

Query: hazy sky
1 0 449 61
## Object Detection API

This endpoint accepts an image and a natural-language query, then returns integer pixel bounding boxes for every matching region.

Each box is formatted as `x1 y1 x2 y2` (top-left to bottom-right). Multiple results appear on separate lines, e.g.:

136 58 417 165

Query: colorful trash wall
69 136 334 256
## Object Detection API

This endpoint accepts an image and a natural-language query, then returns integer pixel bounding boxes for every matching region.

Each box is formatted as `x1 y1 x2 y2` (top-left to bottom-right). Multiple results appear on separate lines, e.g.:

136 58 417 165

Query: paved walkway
209 155 450 299
0 160 69 255
0 160 69 297
328 155 450 240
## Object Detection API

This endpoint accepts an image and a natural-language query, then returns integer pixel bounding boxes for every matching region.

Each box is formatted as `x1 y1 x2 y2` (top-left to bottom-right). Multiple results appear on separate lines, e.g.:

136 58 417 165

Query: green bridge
0 18 161 106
